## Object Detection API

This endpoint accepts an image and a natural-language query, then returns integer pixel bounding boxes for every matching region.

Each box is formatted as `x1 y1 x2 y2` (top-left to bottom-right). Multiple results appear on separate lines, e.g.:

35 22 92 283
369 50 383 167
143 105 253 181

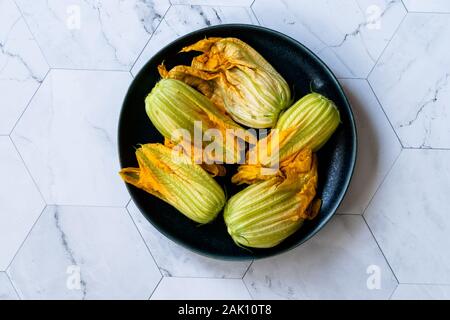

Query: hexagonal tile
365 149 450 284
151 278 251 300
252 0 406 78
131 4 258 76
391 284 450 300
244 215 397 299
0 137 45 270
128 201 251 278
11 70 131 206
15 0 170 70
0 272 18 300
0 0 48 134
337 79 401 215
8 206 161 299
369 14 450 148
403 0 450 12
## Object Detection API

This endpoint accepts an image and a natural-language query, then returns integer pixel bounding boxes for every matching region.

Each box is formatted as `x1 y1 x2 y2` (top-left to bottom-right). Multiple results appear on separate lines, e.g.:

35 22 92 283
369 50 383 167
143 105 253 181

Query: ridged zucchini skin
224 154 318 248
120 144 225 224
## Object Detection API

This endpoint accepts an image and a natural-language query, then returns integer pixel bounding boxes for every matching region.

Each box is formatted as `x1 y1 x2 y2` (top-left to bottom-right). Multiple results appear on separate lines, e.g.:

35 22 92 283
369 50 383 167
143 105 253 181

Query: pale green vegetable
159 37 291 128
232 92 340 185
225 152 320 248
145 78 248 164
120 143 225 224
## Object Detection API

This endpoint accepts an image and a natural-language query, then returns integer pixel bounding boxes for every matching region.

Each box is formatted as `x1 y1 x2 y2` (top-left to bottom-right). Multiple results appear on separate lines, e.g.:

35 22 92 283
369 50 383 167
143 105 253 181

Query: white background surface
1 0 449 300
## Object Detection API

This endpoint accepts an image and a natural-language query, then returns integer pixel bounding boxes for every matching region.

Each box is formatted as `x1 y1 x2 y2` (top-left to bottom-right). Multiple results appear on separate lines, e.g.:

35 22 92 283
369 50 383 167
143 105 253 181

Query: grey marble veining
369 13 450 148
0 0 48 134
8 206 161 299
252 0 406 78
0 0 450 300
15 0 170 70
131 4 257 75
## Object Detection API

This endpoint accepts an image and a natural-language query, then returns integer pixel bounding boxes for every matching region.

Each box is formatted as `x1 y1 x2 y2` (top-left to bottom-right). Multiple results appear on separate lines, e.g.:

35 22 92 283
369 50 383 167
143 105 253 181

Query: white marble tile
403 0 450 12
15 0 170 70
0 0 48 134
0 137 45 271
369 14 450 148
11 70 131 206
172 0 254 5
244 215 397 300
131 4 258 76
252 0 406 78
0 272 18 300
151 277 251 300
337 79 401 215
365 149 450 284
128 201 251 278
8 206 161 300
391 284 450 300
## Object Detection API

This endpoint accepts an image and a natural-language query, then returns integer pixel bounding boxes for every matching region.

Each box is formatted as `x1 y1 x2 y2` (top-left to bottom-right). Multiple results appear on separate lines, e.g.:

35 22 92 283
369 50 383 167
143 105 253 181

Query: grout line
366 80 404 148
153 274 247 280
249 4 261 25
174 3 257 9
41 203 130 209
9 69 50 136
242 276 255 300
241 261 254 300
403 147 450 151
13 0 52 68
388 283 398 300
50 67 130 73
5 205 47 272
362 215 400 285
148 276 164 300
8 136 47 205
407 11 450 15
5 272 22 300
125 206 165 278
399 0 408 12
366 12 408 80
398 282 450 286
129 5 171 74
362 149 402 218
360 150 403 284
242 260 253 279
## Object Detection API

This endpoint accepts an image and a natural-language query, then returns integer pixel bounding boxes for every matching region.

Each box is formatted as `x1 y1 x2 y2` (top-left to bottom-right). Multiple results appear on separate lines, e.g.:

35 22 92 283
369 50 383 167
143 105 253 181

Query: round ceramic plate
118 24 357 260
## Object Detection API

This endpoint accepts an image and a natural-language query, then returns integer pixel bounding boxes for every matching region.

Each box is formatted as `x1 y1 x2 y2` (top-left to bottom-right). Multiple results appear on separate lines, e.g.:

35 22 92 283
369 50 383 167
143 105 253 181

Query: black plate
118 24 357 260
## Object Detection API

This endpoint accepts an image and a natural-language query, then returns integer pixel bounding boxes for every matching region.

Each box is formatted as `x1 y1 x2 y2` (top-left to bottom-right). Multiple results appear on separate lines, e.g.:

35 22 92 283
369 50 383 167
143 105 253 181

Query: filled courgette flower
232 93 341 185
159 37 291 129
146 78 251 165
120 143 226 224
224 150 321 249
